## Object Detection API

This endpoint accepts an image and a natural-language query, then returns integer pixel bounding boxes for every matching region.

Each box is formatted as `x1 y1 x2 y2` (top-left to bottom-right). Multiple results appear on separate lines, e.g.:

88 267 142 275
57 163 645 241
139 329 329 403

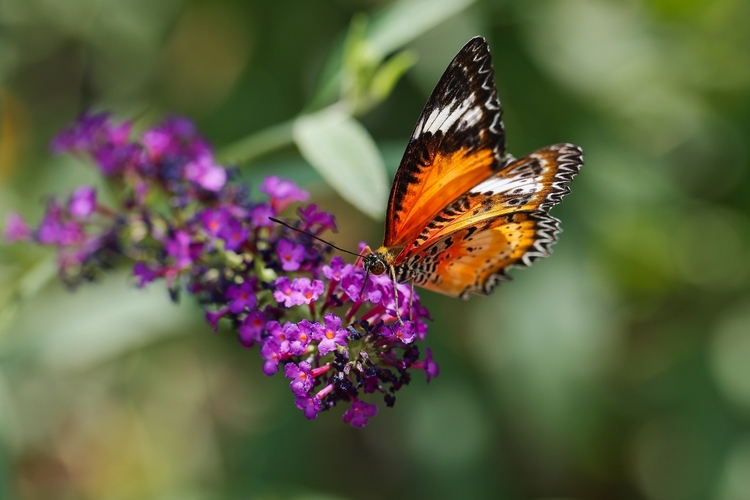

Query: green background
2 0 750 499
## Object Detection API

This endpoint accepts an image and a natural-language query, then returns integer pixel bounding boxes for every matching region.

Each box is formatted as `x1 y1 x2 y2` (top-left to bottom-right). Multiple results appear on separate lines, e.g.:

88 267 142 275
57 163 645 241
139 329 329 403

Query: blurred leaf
293 106 388 220
340 15 418 115
16 255 56 299
341 15 418 114
8 270 199 370
710 302 750 412
309 0 475 111
369 49 418 104
368 0 477 58
0 255 56 336
340 13 376 112
342 13 371 74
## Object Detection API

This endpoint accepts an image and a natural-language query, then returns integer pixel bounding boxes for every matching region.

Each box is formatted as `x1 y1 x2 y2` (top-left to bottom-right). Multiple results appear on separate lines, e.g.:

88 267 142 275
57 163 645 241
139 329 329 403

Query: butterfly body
363 37 583 299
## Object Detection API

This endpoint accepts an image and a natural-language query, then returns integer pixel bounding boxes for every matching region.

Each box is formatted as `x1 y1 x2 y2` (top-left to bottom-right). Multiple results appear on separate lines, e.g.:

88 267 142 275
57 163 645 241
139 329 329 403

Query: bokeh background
2 0 750 499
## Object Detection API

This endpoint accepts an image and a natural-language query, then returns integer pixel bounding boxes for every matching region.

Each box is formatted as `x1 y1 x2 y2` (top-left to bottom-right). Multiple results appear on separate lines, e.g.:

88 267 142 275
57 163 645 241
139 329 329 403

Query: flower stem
217 119 295 165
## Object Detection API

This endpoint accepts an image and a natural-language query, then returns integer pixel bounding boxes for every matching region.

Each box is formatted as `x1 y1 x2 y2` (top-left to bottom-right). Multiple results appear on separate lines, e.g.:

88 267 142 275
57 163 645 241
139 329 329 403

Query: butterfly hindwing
396 143 583 259
384 37 506 249
399 211 561 298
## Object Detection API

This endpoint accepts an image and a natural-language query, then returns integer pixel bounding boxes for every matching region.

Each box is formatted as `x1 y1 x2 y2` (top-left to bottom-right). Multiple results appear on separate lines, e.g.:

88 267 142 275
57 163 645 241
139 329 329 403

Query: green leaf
368 0 477 58
293 106 388 220
369 49 418 103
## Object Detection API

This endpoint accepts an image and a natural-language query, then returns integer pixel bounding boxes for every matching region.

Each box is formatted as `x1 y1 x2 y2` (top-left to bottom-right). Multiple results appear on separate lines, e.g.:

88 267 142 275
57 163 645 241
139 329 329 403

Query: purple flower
261 340 281 376
199 208 229 238
273 277 298 308
294 278 324 305
184 155 227 192
276 239 305 271
161 115 197 138
267 321 290 354
342 401 378 428
313 313 348 355
288 320 314 355
60 221 84 246
226 281 257 314
322 256 353 281
17 112 438 428
142 129 172 159
295 394 322 420
206 306 229 331
390 321 416 344
133 262 158 288
414 348 440 382
260 176 309 212
272 277 324 308
280 322 302 355
50 112 110 154
238 310 265 347
3 212 31 242
341 270 382 303
92 144 129 175
285 361 314 396
218 218 248 252
36 202 64 245
250 204 275 228
68 186 97 218
166 230 202 268
298 204 336 234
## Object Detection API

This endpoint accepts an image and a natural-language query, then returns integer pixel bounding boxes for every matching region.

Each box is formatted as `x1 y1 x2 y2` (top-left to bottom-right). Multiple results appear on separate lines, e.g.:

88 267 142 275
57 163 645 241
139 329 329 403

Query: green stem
217 119 296 165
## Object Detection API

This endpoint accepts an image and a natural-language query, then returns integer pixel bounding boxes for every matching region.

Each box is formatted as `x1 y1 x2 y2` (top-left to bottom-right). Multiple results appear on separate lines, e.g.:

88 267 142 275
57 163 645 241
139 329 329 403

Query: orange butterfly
362 36 583 299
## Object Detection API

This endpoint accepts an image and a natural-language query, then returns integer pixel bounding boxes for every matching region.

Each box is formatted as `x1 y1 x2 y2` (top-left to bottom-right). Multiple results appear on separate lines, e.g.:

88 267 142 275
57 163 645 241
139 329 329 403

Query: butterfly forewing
384 37 507 249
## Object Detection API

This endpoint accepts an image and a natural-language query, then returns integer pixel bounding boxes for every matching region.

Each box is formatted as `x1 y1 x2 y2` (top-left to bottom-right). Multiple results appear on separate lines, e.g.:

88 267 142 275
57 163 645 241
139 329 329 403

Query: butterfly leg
409 279 415 322
359 270 371 301
388 265 404 325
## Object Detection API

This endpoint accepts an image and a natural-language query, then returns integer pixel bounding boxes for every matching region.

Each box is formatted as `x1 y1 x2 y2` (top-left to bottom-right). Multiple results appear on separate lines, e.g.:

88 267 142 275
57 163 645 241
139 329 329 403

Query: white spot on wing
461 106 483 128
470 175 542 195
421 96 476 135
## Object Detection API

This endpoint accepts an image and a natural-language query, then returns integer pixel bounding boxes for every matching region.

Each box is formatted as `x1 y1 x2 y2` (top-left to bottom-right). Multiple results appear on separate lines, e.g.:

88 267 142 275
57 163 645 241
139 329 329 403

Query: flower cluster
3 112 438 427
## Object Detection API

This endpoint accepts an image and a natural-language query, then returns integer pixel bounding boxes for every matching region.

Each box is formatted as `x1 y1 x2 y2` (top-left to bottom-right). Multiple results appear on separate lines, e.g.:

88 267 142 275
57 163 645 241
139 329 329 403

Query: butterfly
362 36 583 299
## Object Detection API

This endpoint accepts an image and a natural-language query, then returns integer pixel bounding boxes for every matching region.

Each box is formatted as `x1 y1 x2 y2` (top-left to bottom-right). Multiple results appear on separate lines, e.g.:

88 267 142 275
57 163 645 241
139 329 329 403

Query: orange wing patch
386 145 496 249
398 212 560 298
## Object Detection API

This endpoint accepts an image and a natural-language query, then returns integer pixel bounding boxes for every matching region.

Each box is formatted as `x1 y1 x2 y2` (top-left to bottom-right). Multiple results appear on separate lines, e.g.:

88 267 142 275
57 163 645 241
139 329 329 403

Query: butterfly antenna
269 217 364 258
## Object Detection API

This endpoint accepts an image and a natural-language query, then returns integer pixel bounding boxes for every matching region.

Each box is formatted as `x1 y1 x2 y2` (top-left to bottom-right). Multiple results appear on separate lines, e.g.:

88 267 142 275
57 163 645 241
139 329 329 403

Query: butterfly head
362 252 388 276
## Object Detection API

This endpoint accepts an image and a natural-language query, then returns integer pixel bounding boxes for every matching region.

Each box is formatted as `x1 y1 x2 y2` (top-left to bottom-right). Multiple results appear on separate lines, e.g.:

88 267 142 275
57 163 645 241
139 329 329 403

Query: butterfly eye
364 255 387 276
371 261 387 275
